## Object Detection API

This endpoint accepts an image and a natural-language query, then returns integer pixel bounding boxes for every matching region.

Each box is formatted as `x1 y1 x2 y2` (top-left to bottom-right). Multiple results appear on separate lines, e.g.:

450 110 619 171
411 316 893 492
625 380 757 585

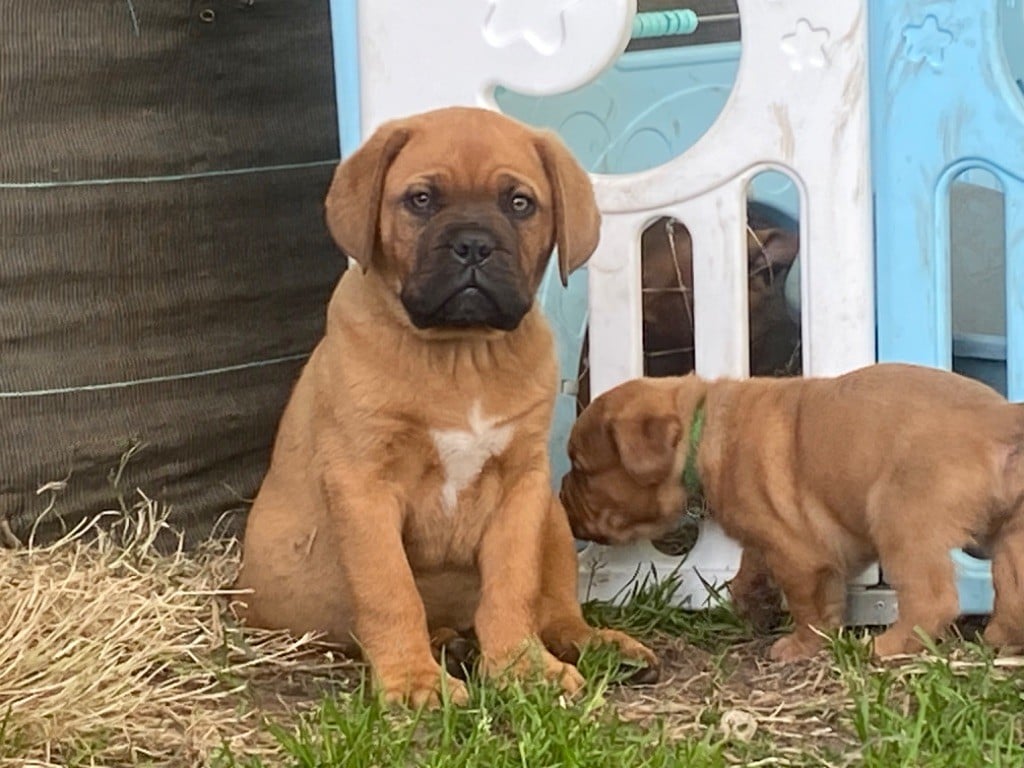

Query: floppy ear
609 415 682 485
324 121 411 271
534 131 601 286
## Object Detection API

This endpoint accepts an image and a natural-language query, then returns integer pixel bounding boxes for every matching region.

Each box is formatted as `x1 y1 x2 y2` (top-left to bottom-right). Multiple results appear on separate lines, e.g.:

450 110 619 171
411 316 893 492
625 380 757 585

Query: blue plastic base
952 332 1008 397
953 548 995 616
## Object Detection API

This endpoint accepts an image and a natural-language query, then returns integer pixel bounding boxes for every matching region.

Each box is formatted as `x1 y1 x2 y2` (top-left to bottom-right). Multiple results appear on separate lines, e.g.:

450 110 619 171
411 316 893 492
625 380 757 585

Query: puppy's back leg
234 491 358 649
872 557 959 657
983 510 1024 649
871 494 961 657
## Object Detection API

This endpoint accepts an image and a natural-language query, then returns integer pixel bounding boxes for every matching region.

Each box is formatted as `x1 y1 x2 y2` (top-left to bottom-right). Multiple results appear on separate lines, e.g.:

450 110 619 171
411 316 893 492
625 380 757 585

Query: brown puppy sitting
234 107 655 708
560 364 1024 661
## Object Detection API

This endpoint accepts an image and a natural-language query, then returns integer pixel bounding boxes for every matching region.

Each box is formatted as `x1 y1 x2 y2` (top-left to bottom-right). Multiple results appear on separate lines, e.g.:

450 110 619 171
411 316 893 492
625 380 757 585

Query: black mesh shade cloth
0 0 342 545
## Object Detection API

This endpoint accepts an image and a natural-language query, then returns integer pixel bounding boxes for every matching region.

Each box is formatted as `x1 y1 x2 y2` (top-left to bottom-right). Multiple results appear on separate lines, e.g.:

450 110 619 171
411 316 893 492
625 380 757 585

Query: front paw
375 661 470 708
482 641 586 696
769 632 822 663
542 619 659 668
588 628 661 682
871 628 918 659
589 628 659 665
982 619 1024 651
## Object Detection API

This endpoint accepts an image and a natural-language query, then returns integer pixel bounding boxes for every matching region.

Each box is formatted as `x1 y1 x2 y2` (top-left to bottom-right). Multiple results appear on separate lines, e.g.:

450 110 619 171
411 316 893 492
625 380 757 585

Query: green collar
681 397 706 498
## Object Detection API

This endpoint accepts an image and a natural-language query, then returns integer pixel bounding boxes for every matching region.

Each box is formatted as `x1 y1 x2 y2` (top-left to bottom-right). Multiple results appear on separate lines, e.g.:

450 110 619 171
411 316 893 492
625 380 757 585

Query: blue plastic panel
330 0 361 157
870 0 1024 404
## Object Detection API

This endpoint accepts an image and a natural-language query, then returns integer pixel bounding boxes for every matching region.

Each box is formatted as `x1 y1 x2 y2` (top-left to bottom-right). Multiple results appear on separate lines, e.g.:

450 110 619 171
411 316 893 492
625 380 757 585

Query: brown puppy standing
560 364 1024 661
234 107 655 708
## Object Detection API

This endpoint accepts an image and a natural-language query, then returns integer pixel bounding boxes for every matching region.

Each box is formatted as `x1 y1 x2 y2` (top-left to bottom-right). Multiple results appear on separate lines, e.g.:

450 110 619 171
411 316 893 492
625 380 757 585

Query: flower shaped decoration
483 0 583 56
902 15 954 70
780 18 830 72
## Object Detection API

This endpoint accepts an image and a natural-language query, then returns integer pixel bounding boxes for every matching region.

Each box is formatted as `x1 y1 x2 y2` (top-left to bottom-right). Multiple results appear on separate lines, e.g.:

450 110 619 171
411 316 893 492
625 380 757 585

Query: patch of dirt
240 644 365 715
610 635 856 760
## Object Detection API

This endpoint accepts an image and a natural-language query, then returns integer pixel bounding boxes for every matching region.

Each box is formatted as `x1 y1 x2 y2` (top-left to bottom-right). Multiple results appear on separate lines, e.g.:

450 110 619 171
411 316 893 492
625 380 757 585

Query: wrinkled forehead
384 120 549 196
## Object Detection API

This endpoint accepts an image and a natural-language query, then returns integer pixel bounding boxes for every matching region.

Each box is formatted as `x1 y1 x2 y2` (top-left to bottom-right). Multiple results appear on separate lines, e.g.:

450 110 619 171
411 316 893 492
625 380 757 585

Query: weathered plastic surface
872 0 1023 404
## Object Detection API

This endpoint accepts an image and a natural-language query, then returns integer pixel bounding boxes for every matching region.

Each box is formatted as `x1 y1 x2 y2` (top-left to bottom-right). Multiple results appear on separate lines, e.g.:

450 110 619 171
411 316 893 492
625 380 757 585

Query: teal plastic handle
631 9 699 39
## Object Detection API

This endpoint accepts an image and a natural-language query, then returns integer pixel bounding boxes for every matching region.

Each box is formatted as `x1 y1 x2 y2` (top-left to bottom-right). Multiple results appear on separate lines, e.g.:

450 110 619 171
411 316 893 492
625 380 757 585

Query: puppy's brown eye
509 193 534 216
406 190 433 212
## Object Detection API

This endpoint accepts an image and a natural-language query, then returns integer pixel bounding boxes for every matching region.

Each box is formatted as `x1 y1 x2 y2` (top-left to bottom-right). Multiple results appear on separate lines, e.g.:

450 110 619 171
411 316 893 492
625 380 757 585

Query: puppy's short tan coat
234 107 654 707
560 364 1024 660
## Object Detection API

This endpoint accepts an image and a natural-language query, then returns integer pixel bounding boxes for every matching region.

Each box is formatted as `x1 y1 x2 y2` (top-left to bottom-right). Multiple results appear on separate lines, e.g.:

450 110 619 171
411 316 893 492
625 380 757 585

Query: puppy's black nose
450 228 495 265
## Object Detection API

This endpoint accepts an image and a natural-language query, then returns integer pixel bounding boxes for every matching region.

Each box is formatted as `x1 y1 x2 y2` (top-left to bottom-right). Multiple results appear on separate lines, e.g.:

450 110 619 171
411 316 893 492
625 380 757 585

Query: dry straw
0 493 354 767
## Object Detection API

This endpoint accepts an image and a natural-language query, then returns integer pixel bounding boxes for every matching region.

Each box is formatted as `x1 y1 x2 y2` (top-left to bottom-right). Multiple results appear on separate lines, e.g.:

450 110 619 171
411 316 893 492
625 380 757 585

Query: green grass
217 650 731 768
217 576 1024 768
579 565 764 651
834 635 1024 768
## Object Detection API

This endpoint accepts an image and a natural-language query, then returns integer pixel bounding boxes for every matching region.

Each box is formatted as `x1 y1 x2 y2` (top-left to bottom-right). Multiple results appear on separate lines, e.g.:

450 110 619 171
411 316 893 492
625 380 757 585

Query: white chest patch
430 400 514 514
